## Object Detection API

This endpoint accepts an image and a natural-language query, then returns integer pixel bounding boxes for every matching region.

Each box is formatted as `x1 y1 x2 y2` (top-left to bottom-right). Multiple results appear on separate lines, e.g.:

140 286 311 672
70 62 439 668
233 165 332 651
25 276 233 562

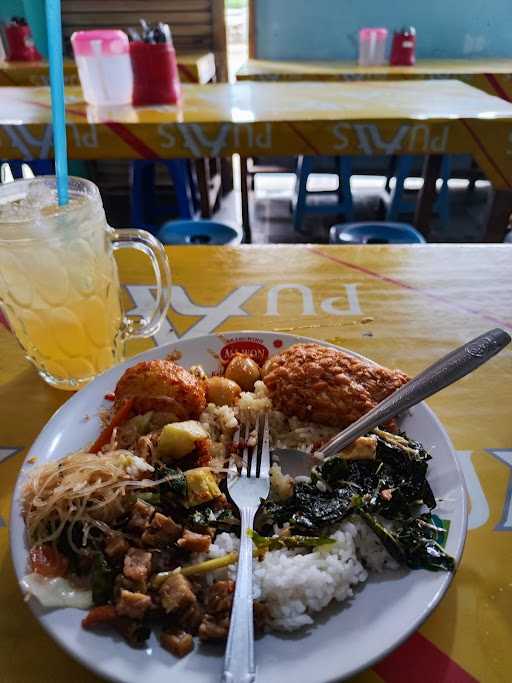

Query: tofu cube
157 421 208 460
184 467 221 507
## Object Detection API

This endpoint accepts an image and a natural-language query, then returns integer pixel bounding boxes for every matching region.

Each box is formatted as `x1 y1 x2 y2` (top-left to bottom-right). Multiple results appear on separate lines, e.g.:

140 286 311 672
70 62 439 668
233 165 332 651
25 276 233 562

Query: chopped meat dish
160 629 194 657
123 548 152 583
159 573 197 614
262 343 409 428
116 589 152 619
142 512 182 547
177 529 211 553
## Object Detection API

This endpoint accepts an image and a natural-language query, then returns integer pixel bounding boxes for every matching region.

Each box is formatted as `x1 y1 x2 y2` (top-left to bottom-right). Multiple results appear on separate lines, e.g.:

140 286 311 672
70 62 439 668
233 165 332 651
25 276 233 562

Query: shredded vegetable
90 398 134 453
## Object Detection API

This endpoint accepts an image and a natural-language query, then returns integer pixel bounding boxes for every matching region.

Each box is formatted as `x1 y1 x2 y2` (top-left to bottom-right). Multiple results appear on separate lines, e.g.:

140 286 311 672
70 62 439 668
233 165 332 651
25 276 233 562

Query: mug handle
110 228 172 339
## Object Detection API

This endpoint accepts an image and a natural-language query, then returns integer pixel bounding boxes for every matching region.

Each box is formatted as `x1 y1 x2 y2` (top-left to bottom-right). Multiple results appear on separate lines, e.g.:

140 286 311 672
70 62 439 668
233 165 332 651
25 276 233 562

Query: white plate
10 332 468 683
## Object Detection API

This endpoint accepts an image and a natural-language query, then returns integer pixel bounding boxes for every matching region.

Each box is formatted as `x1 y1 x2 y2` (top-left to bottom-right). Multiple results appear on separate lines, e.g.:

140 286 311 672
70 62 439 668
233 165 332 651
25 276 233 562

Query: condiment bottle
390 27 416 66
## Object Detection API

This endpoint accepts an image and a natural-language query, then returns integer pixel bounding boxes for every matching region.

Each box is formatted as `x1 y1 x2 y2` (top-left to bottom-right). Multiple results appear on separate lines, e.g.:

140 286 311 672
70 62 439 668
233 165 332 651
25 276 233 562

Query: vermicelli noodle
22 450 169 547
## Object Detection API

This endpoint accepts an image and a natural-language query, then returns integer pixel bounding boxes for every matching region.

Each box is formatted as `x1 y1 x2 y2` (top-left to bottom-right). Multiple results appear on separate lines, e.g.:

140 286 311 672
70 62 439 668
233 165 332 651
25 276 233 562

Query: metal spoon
273 328 510 464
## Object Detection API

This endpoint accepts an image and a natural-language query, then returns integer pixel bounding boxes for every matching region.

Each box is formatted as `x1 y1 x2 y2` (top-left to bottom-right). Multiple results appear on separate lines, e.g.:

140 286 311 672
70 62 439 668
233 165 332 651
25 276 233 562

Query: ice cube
26 179 56 211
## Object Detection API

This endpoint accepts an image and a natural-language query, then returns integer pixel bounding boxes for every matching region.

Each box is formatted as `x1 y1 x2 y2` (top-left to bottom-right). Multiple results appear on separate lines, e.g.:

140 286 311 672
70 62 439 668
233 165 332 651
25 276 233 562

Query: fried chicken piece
114 360 206 420
261 343 409 428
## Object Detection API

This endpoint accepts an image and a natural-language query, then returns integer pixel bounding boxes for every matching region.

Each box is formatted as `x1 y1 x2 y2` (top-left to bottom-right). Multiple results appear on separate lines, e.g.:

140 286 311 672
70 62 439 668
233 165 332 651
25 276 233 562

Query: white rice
199 403 238 462
238 382 338 451
239 380 273 415
202 520 397 632
197 379 400 632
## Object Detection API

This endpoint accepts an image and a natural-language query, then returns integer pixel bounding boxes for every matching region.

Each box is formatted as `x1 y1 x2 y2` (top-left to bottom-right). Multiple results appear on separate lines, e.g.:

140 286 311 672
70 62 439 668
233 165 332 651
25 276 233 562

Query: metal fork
222 413 270 683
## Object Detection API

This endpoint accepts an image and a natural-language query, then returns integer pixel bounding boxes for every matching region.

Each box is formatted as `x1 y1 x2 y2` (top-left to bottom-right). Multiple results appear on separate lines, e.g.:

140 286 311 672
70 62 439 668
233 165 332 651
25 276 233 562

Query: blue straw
45 0 69 205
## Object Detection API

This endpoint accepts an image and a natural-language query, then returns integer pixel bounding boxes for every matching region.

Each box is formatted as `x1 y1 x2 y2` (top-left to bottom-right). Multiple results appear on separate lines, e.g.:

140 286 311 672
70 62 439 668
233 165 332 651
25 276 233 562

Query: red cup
129 42 181 106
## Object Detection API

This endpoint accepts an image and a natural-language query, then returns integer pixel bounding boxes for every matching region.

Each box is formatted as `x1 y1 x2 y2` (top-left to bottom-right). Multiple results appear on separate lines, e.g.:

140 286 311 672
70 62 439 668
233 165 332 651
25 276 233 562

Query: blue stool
293 155 354 233
386 155 451 224
158 219 243 245
131 159 195 232
329 221 426 245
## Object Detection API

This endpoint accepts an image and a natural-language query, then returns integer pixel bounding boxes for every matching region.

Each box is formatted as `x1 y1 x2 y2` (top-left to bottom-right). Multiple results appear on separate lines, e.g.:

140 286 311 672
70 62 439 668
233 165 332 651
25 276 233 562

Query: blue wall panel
255 0 512 60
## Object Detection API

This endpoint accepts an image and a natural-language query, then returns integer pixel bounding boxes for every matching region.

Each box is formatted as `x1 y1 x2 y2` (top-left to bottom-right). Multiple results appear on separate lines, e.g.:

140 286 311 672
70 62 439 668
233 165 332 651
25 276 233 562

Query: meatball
114 360 206 419
261 343 409 428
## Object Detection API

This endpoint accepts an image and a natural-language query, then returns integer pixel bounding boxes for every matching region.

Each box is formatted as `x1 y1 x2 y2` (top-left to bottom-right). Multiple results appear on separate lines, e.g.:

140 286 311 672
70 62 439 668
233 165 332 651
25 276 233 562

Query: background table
0 80 512 240
236 58 512 101
0 52 216 86
0 244 511 683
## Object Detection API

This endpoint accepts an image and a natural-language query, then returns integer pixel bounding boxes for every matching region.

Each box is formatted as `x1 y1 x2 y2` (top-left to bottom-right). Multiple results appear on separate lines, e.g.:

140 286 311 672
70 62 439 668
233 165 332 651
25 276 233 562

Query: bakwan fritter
114 359 206 419
262 343 409 428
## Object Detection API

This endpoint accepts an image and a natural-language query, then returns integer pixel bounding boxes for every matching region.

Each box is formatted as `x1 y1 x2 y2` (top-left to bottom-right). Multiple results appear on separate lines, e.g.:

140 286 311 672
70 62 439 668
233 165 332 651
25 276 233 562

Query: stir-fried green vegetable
358 510 454 571
153 464 187 498
91 552 114 605
262 429 455 572
187 506 238 530
248 529 335 551
264 482 357 530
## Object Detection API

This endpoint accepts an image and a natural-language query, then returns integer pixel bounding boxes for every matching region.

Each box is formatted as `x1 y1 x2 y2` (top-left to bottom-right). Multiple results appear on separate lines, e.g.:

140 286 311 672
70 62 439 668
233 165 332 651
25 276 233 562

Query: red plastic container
130 42 181 106
5 22 42 62
390 27 416 66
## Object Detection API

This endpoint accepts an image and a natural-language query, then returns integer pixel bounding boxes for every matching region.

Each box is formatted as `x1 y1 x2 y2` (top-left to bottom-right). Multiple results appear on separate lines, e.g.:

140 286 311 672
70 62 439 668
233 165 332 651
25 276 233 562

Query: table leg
240 156 252 243
484 189 512 242
414 154 443 239
221 157 234 195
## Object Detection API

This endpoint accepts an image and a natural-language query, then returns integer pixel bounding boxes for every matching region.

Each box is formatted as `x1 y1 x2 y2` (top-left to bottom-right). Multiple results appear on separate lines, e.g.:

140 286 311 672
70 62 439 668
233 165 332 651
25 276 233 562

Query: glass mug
0 176 171 390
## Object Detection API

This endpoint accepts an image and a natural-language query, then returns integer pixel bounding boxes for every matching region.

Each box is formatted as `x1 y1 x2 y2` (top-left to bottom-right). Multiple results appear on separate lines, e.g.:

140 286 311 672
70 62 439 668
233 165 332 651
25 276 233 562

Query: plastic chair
386 155 451 224
293 155 354 233
329 221 426 245
130 159 195 232
158 219 243 245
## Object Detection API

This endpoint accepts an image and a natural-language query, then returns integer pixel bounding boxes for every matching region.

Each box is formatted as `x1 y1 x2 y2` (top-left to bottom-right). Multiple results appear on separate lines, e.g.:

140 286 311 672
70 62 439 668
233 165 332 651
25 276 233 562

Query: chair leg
293 155 311 233
384 155 398 193
194 159 212 218
434 155 451 225
130 160 154 227
484 189 512 242
337 156 354 221
240 156 252 243
386 155 413 221
187 160 199 213
211 157 223 212
220 157 233 195
414 154 443 239
167 160 194 219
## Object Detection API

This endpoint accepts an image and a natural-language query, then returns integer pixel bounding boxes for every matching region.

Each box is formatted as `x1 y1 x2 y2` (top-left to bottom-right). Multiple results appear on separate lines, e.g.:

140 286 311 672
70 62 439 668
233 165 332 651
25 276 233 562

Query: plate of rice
10 332 468 683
